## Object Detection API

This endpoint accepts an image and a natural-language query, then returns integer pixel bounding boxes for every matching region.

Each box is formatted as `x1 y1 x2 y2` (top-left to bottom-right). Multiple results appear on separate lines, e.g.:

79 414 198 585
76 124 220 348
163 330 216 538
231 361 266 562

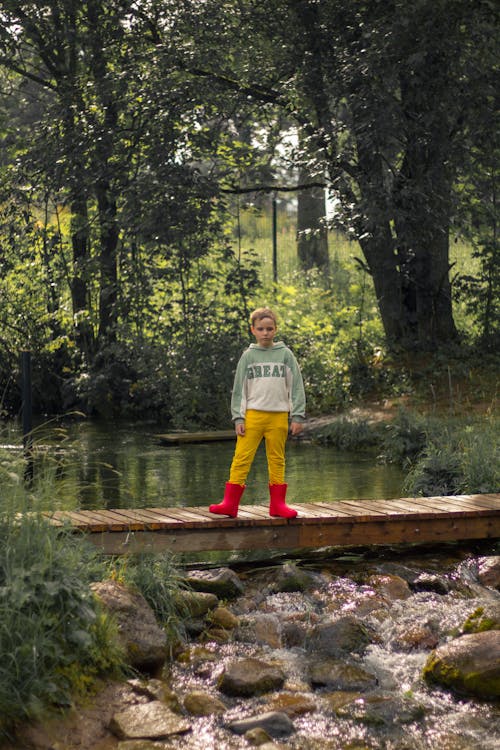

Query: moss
462 607 499 634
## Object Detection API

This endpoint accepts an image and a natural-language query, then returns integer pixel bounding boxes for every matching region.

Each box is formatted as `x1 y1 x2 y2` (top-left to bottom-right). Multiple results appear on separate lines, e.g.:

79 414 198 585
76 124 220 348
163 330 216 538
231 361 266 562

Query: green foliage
0 512 124 733
402 417 499 497
312 417 384 451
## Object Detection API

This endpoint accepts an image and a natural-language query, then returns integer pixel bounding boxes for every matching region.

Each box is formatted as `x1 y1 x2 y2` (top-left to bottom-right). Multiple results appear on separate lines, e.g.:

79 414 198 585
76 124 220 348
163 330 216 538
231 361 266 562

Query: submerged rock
335 692 425 726
365 574 412 601
91 580 167 674
461 603 500 634
218 657 286 696
423 630 500 698
109 701 191 739
227 711 295 738
309 658 377 691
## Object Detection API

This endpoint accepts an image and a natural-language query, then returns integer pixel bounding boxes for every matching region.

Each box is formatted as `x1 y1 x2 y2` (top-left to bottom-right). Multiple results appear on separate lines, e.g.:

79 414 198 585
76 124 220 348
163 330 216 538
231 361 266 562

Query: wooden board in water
157 430 235 445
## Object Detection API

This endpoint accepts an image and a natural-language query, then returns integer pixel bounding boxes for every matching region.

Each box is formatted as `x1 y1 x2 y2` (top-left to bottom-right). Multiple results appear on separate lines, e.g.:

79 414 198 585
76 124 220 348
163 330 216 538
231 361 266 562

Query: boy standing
209 307 305 519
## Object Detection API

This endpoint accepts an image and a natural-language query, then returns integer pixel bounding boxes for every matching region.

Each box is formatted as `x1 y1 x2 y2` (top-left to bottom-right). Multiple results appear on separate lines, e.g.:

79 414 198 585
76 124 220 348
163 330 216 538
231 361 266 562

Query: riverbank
4 543 499 750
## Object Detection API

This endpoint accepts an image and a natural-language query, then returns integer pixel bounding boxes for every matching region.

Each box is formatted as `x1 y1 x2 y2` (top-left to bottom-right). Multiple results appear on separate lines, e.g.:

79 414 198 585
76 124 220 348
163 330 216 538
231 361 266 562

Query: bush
0 512 124 734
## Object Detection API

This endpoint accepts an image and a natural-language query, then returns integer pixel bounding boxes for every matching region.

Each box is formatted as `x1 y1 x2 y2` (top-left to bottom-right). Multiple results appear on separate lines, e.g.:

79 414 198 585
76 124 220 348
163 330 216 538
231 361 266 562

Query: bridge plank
44 493 500 554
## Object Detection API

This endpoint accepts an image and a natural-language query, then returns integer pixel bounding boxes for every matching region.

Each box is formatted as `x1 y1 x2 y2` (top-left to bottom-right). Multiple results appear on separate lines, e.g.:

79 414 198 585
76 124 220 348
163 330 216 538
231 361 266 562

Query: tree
180 0 497 351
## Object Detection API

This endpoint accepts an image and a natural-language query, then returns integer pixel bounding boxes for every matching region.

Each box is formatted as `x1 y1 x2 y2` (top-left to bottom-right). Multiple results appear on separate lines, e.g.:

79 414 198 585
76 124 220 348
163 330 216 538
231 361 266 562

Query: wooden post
272 196 278 284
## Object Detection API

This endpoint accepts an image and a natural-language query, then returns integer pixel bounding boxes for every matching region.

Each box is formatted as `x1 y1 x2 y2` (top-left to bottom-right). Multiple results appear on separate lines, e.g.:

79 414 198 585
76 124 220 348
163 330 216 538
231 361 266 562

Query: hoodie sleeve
286 350 306 422
230 351 248 424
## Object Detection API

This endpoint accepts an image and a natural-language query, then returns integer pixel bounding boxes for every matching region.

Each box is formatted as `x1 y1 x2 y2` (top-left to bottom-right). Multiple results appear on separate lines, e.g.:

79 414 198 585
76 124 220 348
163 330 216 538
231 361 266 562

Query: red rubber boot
269 483 298 519
209 482 245 518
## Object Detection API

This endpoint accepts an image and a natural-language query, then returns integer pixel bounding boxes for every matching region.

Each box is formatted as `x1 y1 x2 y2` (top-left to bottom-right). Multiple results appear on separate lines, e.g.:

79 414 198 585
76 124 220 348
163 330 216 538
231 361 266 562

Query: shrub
0 512 124 734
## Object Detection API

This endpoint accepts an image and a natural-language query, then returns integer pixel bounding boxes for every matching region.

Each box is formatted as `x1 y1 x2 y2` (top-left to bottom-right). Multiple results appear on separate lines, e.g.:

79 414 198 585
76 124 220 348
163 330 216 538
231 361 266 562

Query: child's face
251 316 277 348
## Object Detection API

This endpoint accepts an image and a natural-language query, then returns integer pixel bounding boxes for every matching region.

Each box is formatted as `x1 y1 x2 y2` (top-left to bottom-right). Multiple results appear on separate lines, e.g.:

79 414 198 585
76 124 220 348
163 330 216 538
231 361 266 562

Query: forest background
0 0 498 428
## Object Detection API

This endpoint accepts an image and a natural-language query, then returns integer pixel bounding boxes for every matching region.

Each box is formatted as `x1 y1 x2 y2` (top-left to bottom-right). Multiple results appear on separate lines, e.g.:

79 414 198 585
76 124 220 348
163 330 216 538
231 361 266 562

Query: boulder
423 630 500 698
184 568 244 599
272 563 316 593
236 613 282 648
461 603 500 634
91 580 167 674
218 657 286 697
175 590 219 618
335 692 425 726
209 606 239 630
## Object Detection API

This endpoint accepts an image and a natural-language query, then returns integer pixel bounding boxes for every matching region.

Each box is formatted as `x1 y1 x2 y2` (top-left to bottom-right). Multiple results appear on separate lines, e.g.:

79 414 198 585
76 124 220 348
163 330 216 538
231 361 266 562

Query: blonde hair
250 307 278 326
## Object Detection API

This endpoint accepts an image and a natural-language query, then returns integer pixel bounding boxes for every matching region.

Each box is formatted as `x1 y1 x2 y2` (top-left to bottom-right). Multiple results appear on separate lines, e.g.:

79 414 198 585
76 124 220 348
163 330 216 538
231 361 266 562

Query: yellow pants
229 409 289 485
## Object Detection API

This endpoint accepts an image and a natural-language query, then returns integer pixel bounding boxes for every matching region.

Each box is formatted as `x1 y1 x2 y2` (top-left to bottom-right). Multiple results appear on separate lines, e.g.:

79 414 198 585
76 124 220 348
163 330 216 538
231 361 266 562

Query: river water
1 418 405 512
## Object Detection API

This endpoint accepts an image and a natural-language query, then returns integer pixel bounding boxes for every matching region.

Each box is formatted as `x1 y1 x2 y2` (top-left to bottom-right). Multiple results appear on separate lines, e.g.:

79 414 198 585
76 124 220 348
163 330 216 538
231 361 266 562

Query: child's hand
236 423 246 436
290 421 303 436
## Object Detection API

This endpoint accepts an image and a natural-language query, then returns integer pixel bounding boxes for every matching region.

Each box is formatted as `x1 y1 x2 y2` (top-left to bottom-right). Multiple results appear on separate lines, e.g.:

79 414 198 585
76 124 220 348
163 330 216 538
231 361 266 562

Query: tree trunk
70 196 95 359
297 166 329 271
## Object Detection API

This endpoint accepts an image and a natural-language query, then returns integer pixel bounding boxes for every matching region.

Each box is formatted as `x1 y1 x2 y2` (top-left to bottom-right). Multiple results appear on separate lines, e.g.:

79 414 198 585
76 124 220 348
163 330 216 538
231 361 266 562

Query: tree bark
297 166 329 271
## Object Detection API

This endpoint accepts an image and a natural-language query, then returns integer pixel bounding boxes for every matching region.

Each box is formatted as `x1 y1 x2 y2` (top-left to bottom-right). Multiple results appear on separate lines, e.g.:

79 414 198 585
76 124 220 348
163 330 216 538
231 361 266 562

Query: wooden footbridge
45 494 500 555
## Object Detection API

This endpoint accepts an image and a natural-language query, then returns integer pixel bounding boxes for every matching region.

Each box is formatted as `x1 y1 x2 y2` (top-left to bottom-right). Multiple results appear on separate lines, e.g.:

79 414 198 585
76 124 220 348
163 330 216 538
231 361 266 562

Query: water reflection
2 420 405 511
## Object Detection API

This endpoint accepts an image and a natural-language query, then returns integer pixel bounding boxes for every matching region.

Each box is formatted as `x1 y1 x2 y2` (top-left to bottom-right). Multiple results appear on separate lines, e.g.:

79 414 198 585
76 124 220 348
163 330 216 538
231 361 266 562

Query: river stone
175 590 219 618
227 711 295 738
128 678 182 712
218 657 286 696
267 692 316 717
423 630 500 698
183 690 227 715
209 605 239 629
109 701 191 739
365 574 412 601
236 613 282 648
309 657 377 691
335 692 425 726
307 615 374 657
184 567 245 599
412 572 450 595
272 562 315 592
91 580 167 674
461 603 500 633
477 556 500 590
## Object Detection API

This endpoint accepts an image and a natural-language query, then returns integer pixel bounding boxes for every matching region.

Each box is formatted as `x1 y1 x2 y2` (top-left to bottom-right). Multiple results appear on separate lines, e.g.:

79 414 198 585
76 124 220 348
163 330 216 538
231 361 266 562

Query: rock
267 692 316 717
272 563 315 592
306 615 374 657
412 572 450 595
184 568 245 599
323 690 362 712
461 603 500 634
309 658 377 691
336 692 425 726
423 630 500 698
391 624 439 652
477 556 500 590
365 574 412 601
109 701 191 740
236 613 282 648
175 590 219 618
244 727 273 745
282 620 307 648
218 657 286 697
128 679 182 712
183 690 227 716
91 580 167 674
209 606 239 629
227 711 295 738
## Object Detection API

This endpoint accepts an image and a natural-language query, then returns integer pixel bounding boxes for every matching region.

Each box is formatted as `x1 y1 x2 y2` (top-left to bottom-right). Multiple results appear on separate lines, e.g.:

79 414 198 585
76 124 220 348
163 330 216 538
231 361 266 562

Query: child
209 307 306 519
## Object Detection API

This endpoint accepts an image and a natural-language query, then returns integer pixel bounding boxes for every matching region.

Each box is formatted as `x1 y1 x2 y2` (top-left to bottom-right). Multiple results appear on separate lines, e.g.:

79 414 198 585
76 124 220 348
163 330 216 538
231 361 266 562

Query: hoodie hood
249 341 286 350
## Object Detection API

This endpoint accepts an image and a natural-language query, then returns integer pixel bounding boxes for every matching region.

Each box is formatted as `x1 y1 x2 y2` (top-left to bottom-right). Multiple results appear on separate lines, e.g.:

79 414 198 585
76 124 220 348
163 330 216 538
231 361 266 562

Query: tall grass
0 507 124 735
